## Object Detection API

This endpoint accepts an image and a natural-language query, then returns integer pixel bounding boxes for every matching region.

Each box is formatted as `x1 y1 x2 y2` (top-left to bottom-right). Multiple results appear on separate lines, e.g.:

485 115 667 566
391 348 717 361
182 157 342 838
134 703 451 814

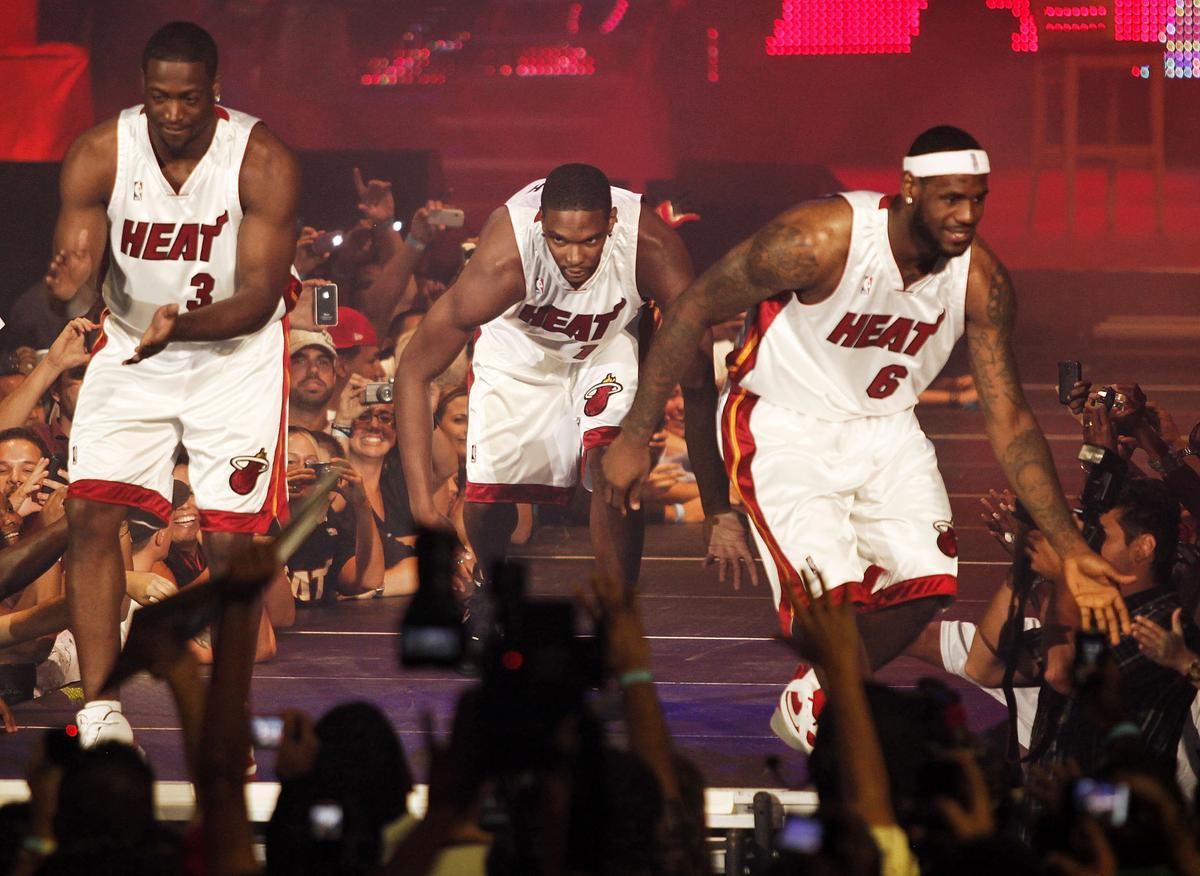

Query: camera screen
1073 779 1130 827
777 816 823 854
403 626 462 661
309 801 344 841
250 715 284 749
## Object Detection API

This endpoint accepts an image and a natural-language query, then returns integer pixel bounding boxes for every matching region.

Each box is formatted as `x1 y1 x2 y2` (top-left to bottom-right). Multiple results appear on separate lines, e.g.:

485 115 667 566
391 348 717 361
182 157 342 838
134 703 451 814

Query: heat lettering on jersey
825 309 945 357
119 211 230 262
517 298 626 343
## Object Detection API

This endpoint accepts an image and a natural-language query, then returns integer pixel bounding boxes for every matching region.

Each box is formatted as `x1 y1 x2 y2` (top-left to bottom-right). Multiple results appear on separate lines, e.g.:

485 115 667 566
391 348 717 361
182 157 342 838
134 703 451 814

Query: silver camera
362 382 394 404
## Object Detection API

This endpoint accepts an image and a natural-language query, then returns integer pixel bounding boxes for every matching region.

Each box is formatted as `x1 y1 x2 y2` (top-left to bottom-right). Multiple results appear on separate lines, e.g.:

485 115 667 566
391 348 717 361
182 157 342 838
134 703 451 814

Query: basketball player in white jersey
601 126 1134 751
396 164 755 636
43 22 299 746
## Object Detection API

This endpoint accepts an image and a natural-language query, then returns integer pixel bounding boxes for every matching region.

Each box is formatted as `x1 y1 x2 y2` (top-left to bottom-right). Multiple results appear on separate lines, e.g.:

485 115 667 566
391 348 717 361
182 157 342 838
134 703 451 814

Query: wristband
331 423 352 438
1149 447 1193 474
22 836 57 856
404 233 427 252
669 502 685 524
618 668 653 688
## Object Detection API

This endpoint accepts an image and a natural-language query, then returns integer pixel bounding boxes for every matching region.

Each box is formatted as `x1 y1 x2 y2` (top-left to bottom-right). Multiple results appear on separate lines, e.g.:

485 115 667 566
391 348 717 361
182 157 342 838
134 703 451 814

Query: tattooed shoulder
967 241 1016 335
745 199 846 292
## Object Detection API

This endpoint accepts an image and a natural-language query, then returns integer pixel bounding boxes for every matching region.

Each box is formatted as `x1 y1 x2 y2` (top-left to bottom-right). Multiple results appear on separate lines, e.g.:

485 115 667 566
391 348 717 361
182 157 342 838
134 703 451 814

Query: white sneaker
75 700 134 749
35 630 80 694
769 666 826 755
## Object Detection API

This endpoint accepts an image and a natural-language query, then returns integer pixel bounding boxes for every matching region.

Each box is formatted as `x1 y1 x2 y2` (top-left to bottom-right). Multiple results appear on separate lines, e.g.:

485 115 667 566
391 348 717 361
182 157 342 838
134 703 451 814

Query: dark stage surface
2 337 1198 794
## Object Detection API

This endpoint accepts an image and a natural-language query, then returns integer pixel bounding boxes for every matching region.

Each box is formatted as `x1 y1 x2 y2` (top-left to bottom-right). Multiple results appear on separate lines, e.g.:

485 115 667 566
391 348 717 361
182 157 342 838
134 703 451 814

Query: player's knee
65 497 129 537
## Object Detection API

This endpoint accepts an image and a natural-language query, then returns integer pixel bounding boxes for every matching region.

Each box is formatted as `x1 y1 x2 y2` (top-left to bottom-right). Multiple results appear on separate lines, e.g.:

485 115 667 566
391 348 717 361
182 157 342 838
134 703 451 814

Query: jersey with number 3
727 191 969 421
103 104 282 335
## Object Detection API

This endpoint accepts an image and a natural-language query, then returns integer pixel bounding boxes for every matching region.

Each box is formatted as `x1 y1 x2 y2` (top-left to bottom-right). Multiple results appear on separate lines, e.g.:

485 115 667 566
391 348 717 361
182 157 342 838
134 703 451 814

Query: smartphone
313 283 338 326
1073 779 1130 827
1057 360 1082 405
308 800 344 841
250 715 284 749
427 208 465 228
777 816 824 854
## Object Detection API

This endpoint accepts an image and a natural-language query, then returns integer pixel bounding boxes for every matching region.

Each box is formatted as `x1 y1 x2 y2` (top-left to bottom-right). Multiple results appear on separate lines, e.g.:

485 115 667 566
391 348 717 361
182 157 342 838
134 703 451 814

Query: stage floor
4 366 1199 792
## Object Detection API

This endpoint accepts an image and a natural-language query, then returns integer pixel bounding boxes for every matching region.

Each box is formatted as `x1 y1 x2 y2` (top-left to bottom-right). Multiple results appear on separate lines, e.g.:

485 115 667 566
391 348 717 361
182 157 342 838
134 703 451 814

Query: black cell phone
1073 629 1108 687
314 283 338 326
399 529 465 668
250 715 284 749
1058 360 1082 405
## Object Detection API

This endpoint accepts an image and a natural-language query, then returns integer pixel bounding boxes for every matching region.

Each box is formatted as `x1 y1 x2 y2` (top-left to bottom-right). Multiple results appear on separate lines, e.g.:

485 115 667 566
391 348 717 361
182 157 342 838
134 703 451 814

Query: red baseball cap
326 307 378 350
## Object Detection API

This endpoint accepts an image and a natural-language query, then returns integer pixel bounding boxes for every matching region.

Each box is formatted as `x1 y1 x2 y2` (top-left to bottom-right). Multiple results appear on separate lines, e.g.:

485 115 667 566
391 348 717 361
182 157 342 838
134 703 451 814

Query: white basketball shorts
719 385 958 634
464 331 637 505
68 313 288 533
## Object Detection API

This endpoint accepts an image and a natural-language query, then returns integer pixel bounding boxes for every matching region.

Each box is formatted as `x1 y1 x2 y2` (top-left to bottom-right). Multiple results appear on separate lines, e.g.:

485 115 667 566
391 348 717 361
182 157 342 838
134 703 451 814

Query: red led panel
765 0 928 55
599 0 630 35
510 46 596 76
986 0 1039 52
707 26 720 82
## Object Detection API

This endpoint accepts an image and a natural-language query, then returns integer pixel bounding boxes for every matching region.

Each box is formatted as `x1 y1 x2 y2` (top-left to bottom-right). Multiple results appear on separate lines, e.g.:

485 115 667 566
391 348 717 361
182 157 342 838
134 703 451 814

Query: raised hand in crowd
332 372 371 431
353 166 396 225
288 277 334 332
1131 608 1199 679
0 317 96 432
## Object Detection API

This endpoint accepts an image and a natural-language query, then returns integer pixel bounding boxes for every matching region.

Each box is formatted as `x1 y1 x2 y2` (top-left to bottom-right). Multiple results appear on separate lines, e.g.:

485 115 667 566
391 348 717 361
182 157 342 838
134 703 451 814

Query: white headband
902 149 990 178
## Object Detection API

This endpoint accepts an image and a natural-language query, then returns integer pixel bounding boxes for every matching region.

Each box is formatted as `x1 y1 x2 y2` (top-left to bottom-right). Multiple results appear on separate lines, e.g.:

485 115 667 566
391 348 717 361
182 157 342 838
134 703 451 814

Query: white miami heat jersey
103 104 283 335
729 191 969 421
473 180 644 369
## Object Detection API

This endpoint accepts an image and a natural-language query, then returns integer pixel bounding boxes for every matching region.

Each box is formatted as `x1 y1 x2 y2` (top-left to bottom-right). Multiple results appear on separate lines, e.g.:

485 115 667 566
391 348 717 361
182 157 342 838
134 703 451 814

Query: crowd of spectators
1 166 1200 874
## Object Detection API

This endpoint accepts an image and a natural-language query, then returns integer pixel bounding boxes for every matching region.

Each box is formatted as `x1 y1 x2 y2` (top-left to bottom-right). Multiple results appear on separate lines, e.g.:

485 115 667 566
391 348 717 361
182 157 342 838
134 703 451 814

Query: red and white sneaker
769 665 825 754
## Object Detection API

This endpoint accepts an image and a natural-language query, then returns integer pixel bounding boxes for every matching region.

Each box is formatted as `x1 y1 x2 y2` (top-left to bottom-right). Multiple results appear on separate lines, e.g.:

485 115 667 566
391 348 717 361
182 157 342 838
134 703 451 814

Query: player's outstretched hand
125 304 178 365
599 434 650 516
44 228 93 301
1062 546 1134 645
704 511 759 590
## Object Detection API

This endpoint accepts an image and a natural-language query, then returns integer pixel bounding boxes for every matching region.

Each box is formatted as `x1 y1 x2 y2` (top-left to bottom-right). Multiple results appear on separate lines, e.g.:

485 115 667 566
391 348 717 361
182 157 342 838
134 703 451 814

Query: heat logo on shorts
583 373 623 417
933 520 958 558
228 448 269 496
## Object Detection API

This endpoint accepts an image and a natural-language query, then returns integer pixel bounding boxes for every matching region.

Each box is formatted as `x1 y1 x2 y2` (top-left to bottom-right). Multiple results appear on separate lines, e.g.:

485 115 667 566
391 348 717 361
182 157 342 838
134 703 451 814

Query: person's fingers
1103 606 1121 646
1112 594 1131 637
1172 607 1184 635
352 166 366 196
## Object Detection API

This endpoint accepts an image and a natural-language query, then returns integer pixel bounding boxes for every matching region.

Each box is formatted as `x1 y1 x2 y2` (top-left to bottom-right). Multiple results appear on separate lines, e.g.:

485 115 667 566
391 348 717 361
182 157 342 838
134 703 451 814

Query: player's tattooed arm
967 245 1133 641
965 246 1080 555
618 204 833 443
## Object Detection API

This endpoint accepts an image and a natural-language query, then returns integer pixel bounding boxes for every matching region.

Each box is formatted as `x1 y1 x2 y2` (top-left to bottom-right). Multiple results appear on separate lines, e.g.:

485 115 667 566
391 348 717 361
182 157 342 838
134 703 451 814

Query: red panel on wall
0 43 93 161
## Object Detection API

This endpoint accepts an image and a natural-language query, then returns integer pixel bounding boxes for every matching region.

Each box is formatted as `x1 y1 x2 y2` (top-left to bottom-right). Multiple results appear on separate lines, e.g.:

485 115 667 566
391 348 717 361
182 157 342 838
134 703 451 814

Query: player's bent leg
65 497 135 747
855 596 945 671
586 446 644 591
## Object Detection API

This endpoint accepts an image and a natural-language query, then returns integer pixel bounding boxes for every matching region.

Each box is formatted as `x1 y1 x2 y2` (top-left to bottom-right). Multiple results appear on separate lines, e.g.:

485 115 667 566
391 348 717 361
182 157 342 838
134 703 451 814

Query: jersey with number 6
102 104 284 335
726 191 969 421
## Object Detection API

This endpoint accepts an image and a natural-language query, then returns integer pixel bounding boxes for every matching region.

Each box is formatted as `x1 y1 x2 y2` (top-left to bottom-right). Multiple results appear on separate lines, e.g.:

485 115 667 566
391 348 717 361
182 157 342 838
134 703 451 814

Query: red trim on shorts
68 479 171 524
582 425 621 450
858 573 958 613
464 482 573 505
719 387 806 635
199 508 276 533
726 292 792 384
